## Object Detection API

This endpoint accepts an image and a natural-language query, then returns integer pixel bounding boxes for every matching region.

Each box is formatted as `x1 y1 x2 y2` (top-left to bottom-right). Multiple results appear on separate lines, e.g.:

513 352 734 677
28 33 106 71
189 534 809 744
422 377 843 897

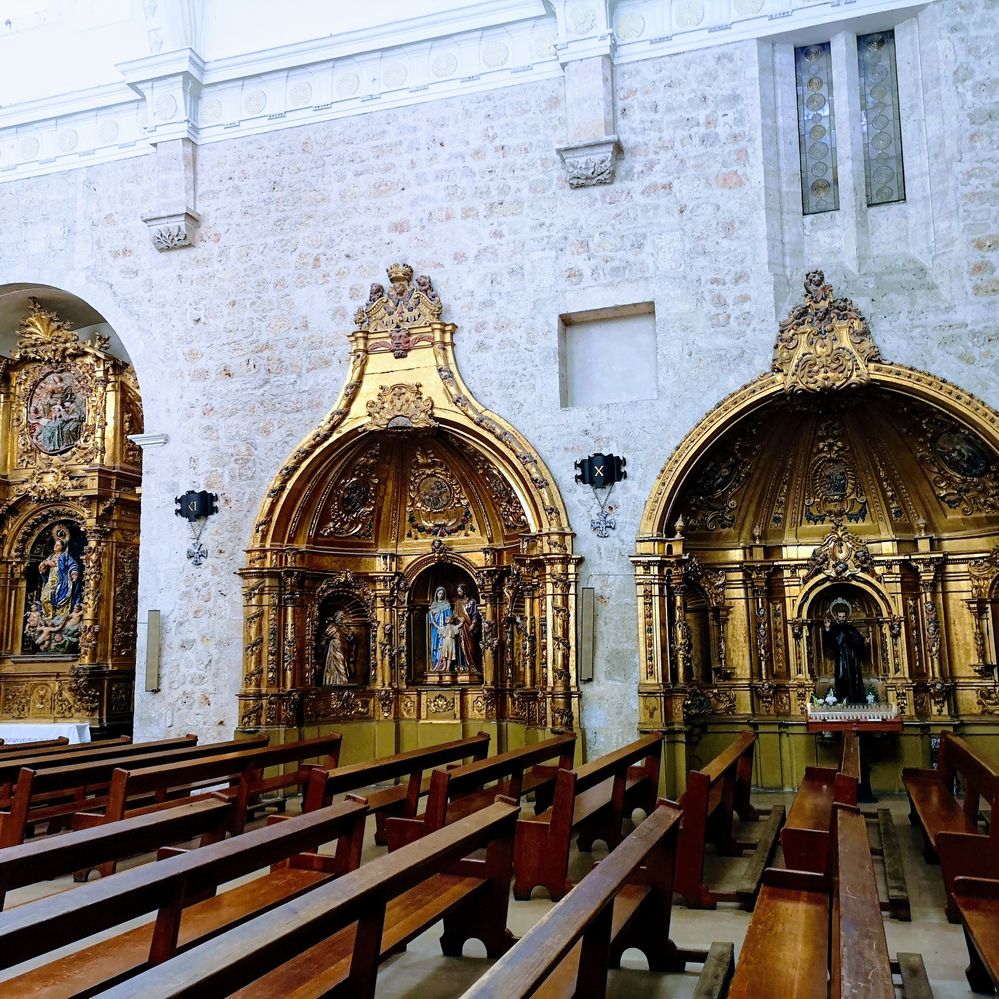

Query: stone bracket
556 135 622 188
142 210 201 252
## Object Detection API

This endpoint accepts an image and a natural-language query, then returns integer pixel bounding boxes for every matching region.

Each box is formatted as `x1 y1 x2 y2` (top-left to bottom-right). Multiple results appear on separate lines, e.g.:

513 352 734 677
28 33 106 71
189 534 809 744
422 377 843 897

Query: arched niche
0 289 143 735
239 265 579 747
635 272 999 789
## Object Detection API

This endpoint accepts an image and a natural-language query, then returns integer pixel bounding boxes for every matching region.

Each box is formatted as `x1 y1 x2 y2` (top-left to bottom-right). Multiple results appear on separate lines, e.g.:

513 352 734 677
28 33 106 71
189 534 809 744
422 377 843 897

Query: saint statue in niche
321 611 356 686
23 524 84 655
823 598 866 704
27 370 87 456
428 584 481 673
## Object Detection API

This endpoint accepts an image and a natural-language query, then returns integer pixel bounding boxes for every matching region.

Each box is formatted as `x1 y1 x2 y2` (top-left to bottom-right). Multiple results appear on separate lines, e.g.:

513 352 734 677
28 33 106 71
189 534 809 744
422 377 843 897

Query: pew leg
440 904 515 959
964 928 997 995
608 893 685 973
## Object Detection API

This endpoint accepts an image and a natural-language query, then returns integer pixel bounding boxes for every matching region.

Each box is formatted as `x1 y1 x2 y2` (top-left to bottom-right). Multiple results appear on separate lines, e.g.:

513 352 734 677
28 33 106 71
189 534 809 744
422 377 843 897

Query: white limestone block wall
0 0 995 755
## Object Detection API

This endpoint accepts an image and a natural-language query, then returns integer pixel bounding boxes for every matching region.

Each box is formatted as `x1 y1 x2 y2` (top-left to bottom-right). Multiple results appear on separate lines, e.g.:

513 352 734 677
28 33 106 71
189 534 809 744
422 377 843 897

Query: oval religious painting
27 371 87 456
933 429 990 479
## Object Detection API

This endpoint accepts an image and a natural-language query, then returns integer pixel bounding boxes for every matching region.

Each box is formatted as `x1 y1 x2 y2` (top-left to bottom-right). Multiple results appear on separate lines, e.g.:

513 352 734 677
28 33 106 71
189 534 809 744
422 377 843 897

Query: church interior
0 0 997 995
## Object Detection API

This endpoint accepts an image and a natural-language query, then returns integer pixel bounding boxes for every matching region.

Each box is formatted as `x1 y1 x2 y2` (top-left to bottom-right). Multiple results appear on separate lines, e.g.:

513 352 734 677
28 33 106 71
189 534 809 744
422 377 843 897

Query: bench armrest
937 830 998 882
384 815 426 852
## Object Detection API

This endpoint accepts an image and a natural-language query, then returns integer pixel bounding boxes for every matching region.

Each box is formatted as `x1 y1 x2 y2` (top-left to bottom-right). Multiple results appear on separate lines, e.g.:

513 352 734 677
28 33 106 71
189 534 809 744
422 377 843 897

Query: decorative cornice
127 433 170 449
142 210 201 251
0 0 931 186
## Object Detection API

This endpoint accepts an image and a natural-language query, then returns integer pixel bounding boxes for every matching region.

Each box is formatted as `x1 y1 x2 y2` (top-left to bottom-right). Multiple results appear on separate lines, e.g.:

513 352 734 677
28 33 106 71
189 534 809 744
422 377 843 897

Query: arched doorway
239 266 579 759
0 286 142 735
635 272 999 791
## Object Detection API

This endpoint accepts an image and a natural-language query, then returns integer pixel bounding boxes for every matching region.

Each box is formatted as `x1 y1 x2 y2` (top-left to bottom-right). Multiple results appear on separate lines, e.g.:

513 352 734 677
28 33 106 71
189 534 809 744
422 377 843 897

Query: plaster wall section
0 0 994 754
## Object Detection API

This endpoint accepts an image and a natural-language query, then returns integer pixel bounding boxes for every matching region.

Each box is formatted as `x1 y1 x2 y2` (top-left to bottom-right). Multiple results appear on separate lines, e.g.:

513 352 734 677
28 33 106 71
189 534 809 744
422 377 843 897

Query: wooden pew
0 799 368 996
512 733 662 901
463 800 734 999
0 736 70 753
303 731 490 844
728 805 933 999
903 731 998 920
673 730 780 909
76 734 342 842
0 734 194 795
952 876 999 994
0 796 233 909
95 798 521 999
781 730 860 874
384 732 577 850
0 734 268 847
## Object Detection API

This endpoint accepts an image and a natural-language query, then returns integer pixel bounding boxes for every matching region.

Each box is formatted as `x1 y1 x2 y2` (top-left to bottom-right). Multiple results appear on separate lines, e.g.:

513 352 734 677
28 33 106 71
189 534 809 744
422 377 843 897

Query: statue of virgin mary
428 586 453 672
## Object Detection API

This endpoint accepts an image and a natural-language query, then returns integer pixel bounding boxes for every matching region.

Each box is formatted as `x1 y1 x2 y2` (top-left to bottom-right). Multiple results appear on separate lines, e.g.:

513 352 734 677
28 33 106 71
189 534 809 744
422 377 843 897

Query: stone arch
239 265 579 747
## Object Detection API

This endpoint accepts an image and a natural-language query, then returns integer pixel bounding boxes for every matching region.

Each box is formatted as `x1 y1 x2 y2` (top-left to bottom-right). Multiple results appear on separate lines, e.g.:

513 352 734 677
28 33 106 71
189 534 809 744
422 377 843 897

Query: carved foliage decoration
407 446 473 538
458 442 529 534
354 263 442 357
319 443 381 539
802 521 878 583
773 271 880 393
803 418 868 524
896 401 999 516
366 383 436 431
678 420 762 531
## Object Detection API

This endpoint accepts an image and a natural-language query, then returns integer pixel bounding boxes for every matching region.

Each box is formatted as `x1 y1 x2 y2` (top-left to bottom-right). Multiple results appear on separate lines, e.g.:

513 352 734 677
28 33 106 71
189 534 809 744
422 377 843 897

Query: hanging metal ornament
574 453 627 537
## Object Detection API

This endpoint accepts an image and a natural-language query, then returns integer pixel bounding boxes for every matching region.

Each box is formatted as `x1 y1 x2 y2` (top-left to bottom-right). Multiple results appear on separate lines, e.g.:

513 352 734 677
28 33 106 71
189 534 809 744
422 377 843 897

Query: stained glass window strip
858 30 905 206
795 43 839 215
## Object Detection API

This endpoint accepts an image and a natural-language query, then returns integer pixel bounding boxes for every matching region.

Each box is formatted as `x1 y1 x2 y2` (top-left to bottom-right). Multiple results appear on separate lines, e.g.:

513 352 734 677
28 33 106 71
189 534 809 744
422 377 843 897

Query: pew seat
953 876 999 994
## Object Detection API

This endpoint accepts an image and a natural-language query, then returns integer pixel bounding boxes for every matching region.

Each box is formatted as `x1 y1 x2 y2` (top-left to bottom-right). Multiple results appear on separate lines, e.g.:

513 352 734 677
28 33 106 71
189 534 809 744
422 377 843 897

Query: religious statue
321 611 355 686
453 583 481 671
23 526 84 655
823 599 866 703
428 586 453 672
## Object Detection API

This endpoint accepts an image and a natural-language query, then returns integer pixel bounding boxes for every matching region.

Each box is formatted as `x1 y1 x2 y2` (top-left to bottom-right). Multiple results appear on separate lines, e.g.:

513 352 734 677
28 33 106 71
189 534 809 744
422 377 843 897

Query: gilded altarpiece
636 272 999 793
239 266 579 756
0 302 142 733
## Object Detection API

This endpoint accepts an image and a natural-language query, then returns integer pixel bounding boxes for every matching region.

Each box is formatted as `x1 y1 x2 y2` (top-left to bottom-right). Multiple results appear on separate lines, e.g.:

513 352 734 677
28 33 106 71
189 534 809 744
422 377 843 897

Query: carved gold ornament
354 264 443 357
365 383 436 430
773 271 880 393
802 521 878 583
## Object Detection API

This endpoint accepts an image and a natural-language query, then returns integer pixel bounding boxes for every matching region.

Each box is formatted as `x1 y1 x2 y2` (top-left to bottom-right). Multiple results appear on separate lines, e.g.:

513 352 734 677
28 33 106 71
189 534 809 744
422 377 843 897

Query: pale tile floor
0 792 981 997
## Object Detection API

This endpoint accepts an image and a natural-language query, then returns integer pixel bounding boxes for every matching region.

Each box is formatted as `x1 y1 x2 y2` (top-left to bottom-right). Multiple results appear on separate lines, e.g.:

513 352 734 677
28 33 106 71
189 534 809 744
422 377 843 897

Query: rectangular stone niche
558 303 658 408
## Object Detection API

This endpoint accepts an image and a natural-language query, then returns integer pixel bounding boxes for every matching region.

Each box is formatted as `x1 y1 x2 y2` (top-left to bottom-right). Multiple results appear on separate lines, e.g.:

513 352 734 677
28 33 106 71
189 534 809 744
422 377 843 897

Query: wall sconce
575 453 627 537
175 489 218 566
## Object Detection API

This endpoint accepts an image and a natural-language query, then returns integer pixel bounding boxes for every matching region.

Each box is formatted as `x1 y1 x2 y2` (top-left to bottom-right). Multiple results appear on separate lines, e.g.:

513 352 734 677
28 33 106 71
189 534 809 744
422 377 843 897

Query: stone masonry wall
0 0 995 756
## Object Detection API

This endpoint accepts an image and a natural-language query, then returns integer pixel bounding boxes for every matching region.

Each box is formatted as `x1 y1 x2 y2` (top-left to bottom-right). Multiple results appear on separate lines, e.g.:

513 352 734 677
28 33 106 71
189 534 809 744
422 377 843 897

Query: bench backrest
95 799 521 999
0 797 233 908
0 737 70 754
0 735 197 786
833 732 860 807
570 734 662 798
680 729 756 818
832 805 893 999
418 733 576 832
462 800 683 998
941 732 998 812
0 736 269 847
110 734 342 802
303 732 490 812
699 730 755 784
0 798 368 972
444 733 577 800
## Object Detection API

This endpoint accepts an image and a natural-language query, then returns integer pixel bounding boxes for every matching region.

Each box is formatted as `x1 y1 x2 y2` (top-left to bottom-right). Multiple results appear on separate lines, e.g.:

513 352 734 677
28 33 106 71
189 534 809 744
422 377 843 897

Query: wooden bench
0 796 233 909
0 734 196 797
781 730 860 874
96 798 521 999
0 736 70 753
952 876 999 994
728 805 932 999
903 731 998 920
0 734 268 847
0 798 368 996
385 732 577 850
464 800 734 999
512 733 662 901
75 734 342 841
303 732 490 844
673 730 781 909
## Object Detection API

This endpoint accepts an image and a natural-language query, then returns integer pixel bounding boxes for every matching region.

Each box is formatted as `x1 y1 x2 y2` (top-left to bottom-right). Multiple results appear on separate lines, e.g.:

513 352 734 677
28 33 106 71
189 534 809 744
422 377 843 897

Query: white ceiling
0 0 548 107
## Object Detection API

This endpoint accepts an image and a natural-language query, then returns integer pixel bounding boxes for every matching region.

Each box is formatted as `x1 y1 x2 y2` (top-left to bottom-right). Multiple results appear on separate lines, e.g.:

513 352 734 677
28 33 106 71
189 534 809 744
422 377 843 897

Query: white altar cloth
0 722 90 745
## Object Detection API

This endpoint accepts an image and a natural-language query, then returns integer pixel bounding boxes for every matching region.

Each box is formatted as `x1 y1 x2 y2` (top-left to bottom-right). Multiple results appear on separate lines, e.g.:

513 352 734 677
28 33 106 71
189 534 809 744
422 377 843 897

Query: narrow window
857 30 905 206
795 42 839 215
